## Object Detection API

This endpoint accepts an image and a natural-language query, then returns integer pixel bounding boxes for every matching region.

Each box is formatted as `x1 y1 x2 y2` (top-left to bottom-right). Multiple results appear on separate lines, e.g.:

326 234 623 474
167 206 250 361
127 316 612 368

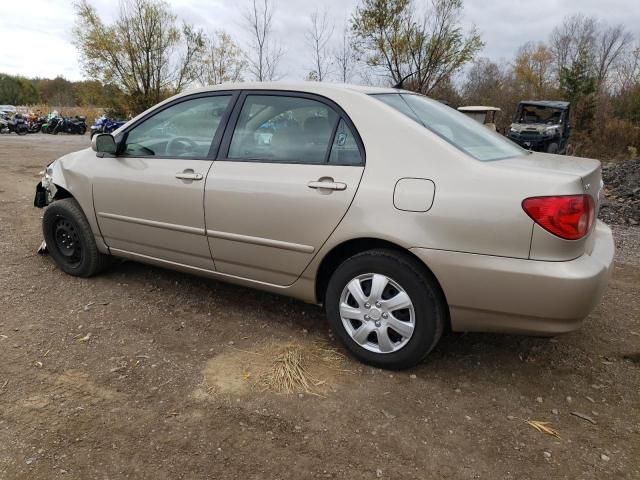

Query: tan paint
393 178 436 212
92 157 215 271
204 161 364 285
44 81 615 336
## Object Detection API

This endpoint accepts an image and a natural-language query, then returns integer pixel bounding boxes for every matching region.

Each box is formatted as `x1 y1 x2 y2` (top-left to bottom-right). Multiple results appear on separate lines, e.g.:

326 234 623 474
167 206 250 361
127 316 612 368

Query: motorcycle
0 112 28 135
41 111 60 134
90 115 126 138
25 113 44 133
53 116 87 135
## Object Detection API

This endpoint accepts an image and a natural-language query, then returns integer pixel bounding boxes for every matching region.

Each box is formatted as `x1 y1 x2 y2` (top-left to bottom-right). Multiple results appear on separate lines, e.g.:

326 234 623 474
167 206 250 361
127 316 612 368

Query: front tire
42 198 110 277
325 249 446 369
546 142 559 154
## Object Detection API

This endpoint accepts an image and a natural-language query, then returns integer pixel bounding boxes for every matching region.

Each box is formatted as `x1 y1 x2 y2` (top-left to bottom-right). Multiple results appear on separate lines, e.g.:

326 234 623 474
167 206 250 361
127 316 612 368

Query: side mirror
92 133 117 155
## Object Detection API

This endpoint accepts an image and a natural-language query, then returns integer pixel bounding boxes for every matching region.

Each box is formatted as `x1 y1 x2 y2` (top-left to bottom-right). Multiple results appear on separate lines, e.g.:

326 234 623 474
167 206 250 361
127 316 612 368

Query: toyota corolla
34 82 615 369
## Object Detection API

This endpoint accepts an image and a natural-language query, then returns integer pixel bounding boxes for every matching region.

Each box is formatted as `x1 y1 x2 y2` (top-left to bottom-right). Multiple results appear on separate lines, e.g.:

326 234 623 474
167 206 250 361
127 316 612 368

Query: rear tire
42 198 110 277
325 249 446 369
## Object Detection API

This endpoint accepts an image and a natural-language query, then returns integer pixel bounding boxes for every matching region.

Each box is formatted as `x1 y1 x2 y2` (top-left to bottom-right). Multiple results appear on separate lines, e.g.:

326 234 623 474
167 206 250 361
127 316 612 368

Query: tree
334 22 357 83
198 31 247 85
550 14 632 92
351 0 483 94
615 44 640 92
73 0 206 113
35 76 75 106
461 58 524 132
73 80 128 116
560 48 597 130
0 74 40 105
243 0 284 81
594 24 633 90
513 42 554 98
462 58 505 104
549 14 597 78
305 9 334 82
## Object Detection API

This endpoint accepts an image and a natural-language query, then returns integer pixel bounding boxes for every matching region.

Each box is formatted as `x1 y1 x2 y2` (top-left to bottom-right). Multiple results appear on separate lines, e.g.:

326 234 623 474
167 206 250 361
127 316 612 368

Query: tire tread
325 248 446 369
43 198 109 277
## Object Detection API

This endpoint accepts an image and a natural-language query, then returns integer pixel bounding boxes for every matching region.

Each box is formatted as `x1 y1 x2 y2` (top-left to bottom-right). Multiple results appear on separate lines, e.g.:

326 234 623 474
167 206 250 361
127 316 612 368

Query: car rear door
204 91 365 286
92 92 236 270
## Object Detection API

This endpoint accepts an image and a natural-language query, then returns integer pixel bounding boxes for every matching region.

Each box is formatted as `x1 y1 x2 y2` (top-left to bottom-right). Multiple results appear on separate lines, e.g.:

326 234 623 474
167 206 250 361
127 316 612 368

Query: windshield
374 93 525 161
516 105 564 125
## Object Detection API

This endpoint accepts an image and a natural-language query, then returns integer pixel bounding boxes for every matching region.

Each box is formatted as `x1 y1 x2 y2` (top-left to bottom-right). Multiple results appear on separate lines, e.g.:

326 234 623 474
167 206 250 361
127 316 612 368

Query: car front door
205 92 365 286
92 92 236 270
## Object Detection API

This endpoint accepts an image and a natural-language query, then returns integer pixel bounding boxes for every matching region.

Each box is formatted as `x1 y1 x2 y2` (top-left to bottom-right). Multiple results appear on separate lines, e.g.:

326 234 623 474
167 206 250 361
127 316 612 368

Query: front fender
34 149 110 254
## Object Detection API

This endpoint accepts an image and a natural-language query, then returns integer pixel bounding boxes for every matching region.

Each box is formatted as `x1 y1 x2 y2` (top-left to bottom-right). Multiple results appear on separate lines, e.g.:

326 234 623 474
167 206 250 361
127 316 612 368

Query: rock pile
599 158 640 226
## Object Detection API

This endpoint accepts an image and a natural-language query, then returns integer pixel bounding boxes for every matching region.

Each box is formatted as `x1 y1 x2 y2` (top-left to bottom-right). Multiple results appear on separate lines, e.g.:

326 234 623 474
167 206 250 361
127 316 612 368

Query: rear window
374 93 525 161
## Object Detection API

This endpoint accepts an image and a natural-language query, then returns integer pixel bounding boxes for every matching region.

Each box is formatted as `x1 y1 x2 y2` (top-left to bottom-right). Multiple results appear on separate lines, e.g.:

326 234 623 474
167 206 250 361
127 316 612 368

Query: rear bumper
410 221 615 335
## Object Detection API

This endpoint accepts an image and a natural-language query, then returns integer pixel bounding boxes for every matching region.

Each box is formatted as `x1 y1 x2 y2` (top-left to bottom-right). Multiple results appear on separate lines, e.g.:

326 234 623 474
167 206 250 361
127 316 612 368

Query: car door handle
175 172 203 181
307 180 347 191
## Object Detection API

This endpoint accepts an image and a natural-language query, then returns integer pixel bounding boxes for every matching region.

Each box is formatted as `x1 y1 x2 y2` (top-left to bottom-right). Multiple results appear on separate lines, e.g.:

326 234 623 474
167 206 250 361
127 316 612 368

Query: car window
329 119 362 165
123 95 231 158
374 93 525 161
228 95 339 163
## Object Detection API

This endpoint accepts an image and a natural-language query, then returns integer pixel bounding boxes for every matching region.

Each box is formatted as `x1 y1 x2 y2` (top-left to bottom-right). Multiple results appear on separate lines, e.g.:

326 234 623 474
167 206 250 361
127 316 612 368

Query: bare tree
615 43 640 92
594 24 633 90
463 58 505 103
243 0 284 81
334 22 356 83
549 14 597 77
198 31 247 85
305 9 334 82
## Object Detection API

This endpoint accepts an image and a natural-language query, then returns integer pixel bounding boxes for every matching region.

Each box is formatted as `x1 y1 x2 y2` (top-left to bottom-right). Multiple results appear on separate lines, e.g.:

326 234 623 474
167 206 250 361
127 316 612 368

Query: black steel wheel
52 217 83 268
43 198 110 277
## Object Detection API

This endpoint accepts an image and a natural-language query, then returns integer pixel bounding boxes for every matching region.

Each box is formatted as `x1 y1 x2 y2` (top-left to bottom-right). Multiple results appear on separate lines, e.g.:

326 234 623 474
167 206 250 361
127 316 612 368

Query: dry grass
261 344 317 394
16 104 105 121
258 342 347 396
201 339 349 398
524 419 561 438
570 119 640 160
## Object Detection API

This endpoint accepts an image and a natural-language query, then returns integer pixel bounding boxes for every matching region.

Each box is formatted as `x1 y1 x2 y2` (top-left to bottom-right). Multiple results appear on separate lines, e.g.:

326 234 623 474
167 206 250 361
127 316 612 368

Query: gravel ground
0 134 639 480
611 225 640 267
600 158 640 226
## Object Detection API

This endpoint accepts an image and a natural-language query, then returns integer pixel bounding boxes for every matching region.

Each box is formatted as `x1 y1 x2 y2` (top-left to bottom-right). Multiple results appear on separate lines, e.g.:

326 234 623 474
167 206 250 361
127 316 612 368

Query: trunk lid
492 152 604 261
495 152 603 209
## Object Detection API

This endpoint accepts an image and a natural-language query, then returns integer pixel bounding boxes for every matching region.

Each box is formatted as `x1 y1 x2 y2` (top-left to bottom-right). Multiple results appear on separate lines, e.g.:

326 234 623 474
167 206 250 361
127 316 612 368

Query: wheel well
314 238 450 320
53 184 73 201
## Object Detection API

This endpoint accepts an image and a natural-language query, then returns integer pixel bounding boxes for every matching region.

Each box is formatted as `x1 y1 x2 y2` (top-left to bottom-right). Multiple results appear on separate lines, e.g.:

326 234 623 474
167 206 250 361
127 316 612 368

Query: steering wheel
166 136 198 156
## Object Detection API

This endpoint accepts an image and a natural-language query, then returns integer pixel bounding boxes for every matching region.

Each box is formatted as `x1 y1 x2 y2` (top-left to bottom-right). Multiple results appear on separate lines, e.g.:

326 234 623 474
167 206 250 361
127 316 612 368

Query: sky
1 0 639 83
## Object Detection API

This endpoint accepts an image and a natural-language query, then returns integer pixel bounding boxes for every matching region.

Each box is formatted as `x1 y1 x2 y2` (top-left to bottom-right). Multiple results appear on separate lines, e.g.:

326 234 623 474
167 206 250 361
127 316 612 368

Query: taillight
522 194 595 240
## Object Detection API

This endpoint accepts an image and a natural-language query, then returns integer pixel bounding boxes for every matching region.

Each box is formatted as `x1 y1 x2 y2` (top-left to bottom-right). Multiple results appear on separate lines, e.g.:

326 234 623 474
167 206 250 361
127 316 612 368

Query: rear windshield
373 93 525 161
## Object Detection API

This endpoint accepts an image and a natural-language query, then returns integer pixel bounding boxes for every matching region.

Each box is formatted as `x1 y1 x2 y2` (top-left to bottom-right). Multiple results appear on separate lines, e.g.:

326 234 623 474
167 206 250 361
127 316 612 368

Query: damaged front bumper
34 164 58 254
34 164 57 208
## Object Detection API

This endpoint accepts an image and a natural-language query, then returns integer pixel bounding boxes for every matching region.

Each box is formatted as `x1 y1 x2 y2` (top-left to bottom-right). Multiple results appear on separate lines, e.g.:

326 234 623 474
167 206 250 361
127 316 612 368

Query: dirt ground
1 134 639 480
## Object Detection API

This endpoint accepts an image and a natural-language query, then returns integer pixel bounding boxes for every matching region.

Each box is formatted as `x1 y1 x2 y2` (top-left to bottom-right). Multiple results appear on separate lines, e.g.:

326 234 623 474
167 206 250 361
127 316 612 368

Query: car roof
519 100 570 109
179 81 401 96
457 106 501 112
